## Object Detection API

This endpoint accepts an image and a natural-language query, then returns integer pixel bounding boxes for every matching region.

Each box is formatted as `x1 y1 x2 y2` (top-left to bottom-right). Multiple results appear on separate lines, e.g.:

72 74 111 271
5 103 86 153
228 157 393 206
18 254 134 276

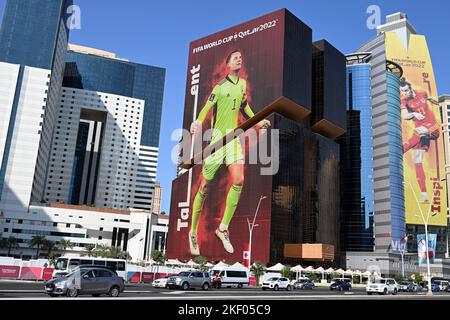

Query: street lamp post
247 195 266 270
403 180 433 296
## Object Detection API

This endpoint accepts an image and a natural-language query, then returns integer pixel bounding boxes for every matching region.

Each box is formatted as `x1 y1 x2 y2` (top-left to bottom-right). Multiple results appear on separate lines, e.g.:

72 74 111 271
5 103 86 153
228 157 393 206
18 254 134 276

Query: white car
261 277 292 291
366 278 398 295
152 276 169 288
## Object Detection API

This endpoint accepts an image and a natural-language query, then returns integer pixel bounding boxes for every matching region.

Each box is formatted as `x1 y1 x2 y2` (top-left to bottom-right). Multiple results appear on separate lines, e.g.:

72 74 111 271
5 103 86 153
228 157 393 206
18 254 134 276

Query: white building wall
45 88 144 210
0 66 50 213
133 146 158 210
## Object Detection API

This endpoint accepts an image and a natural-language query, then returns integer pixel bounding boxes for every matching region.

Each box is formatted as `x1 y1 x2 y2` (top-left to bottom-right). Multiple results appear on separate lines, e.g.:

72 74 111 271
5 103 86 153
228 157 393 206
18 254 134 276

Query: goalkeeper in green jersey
188 50 270 255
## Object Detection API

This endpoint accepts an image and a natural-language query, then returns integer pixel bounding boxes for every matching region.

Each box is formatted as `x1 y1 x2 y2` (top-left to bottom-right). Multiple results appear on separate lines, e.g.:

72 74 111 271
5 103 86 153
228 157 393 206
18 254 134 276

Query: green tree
411 273 423 283
6 236 19 257
251 262 265 286
281 266 293 279
84 244 96 257
93 244 109 258
151 250 166 282
29 235 46 259
193 256 208 271
43 240 57 257
352 275 360 284
308 273 319 282
57 239 73 253
393 274 405 283
48 252 59 268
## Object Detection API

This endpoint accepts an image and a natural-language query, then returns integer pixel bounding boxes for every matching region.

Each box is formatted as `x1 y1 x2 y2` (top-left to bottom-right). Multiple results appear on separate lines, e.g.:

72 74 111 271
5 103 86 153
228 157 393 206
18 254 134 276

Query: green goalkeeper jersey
196 74 255 142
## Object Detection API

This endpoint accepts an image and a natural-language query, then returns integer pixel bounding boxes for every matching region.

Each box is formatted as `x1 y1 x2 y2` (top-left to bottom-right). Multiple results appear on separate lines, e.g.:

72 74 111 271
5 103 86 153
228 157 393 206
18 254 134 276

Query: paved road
1 280 450 299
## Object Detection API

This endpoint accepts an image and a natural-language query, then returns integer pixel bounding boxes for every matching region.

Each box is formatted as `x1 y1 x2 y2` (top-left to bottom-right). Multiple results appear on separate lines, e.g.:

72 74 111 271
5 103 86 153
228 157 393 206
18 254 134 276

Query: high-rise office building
61 45 166 210
166 9 345 265
338 53 375 252
0 0 72 212
439 94 450 258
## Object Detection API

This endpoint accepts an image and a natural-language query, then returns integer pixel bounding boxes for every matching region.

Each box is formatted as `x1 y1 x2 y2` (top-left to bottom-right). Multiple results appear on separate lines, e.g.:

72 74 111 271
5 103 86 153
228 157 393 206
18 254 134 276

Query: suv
366 278 398 295
44 266 125 297
261 277 292 291
330 279 352 291
167 271 211 290
293 278 315 290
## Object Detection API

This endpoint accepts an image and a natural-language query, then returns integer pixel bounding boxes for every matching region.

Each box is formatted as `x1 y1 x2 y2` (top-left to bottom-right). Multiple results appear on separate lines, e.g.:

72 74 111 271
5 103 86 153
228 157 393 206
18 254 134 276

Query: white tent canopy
214 261 229 269
231 262 247 269
335 268 345 274
314 267 325 273
290 265 304 272
166 259 183 266
186 259 199 267
303 265 314 272
266 263 285 272
205 262 215 268
362 271 372 277
344 269 353 275
325 267 335 274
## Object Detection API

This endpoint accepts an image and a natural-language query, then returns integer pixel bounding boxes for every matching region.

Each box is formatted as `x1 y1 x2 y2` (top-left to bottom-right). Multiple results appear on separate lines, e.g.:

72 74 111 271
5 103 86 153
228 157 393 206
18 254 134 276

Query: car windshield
267 277 279 281
401 282 410 285
374 279 386 284
55 258 68 270
63 268 89 278
178 272 191 277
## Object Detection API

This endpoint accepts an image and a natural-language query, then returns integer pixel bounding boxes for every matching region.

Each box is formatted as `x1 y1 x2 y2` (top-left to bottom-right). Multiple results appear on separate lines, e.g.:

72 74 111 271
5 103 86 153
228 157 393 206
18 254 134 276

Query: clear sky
1 0 449 214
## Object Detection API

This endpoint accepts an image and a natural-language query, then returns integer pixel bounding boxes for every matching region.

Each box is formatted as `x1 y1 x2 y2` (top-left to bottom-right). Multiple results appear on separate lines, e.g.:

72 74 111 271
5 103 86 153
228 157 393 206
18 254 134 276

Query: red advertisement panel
167 10 285 264
0 265 20 278
42 268 54 280
19 267 41 280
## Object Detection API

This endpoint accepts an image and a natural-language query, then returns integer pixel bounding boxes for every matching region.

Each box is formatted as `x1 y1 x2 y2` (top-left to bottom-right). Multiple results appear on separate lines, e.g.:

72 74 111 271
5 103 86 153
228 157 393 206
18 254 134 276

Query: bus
54 256 128 280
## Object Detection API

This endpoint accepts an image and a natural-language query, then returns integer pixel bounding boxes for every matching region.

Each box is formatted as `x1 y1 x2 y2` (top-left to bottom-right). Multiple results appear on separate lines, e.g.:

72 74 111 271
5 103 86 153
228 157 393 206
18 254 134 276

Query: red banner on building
0 265 20 278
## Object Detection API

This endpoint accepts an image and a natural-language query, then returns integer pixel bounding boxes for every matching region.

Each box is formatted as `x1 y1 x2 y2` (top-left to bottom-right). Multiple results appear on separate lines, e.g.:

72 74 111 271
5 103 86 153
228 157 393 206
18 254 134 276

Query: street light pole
404 180 433 296
247 195 266 270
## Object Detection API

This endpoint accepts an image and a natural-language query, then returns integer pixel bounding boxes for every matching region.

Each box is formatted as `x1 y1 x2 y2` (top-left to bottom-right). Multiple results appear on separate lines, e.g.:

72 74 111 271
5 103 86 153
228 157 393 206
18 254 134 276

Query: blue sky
1 0 449 213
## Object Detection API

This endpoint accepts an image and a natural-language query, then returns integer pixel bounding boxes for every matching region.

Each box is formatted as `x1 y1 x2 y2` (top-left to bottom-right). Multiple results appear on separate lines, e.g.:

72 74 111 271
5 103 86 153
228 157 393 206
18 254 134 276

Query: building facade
338 53 375 252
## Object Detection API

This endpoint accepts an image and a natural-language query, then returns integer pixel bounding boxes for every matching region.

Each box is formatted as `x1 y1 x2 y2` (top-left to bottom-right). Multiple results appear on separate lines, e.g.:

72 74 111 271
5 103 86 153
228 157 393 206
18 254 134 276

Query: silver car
44 267 125 297
167 271 211 290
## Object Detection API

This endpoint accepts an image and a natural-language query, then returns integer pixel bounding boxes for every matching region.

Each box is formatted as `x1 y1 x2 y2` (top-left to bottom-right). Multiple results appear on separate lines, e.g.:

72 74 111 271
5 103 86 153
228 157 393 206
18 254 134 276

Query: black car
293 278 315 290
330 280 352 291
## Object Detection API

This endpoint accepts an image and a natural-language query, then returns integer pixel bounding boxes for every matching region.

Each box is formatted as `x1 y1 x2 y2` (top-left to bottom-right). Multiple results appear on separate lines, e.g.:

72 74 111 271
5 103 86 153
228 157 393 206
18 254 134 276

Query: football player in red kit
400 78 440 203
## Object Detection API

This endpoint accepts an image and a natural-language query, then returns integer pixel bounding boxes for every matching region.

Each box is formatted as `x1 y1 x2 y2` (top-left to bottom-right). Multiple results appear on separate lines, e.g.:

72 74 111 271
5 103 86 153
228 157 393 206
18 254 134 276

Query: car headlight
55 281 68 288
175 278 182 284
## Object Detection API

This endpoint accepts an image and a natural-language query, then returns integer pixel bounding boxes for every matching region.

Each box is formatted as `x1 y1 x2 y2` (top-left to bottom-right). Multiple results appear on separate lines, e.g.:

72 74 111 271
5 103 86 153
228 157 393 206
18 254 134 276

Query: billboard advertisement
417 233 437 265
386 32 447 226
167 10 291 263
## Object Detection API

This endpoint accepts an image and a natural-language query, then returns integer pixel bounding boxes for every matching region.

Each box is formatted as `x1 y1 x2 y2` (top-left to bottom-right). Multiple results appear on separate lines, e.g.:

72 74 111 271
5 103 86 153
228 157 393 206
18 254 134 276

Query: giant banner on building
417 233 437 265
166 9 303 263
386 32 447 226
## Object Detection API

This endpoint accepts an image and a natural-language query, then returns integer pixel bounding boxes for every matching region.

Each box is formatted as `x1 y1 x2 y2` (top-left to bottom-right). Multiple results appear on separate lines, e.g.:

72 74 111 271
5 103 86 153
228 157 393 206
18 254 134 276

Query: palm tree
251 262 265 286
57 239 73 253
43 239 57 257
29 235 46 259
84 244 95 257
6 236 19 257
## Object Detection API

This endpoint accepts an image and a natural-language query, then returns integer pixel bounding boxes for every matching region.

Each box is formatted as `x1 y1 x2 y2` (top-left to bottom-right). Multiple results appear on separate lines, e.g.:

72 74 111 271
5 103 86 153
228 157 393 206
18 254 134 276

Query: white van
210 267 250 288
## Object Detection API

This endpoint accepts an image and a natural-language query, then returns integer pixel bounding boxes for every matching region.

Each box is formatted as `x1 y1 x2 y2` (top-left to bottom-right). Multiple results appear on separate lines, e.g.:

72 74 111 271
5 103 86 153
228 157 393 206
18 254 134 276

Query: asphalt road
1 280 450 300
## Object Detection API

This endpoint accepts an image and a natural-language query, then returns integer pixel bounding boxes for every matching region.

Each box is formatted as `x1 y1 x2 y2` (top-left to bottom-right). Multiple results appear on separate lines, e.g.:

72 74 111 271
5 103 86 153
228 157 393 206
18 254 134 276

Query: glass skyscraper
339 54 375 251
63 51 165 147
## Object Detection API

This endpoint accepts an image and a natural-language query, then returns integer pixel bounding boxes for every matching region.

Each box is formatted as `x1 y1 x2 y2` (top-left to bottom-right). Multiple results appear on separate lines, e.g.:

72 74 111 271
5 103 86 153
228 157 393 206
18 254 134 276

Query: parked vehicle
399 281 411 292
407 282 423 292
209 267 250 288
424 282 441 292
44 266 125 297
433 280 449 291
293 278 315 290
366 278 398 295
261 277 292 291
330 279 352 291
166 271 211 290
152 276 169 288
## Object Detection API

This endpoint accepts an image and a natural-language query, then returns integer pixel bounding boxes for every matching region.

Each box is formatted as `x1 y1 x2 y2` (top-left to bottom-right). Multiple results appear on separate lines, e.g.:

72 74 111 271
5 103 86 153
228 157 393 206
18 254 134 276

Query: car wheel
92 294 101 297
367 292 372 295
274 285 279 291
383 288 388 295
109 286 120 298
287 285 292 291
339 287 343 292
262 287 266 291
393 289 398 295
237 283 243 289
67 288 79 298
182 282 190 291
49 294 59 297
202 283 209 291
